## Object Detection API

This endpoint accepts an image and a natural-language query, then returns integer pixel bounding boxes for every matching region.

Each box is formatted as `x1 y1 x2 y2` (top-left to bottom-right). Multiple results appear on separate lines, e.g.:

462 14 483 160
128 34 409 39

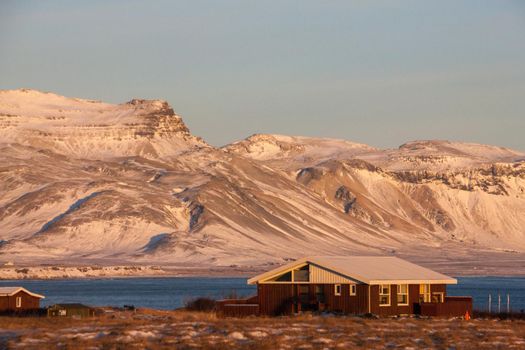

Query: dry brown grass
0 309 524 349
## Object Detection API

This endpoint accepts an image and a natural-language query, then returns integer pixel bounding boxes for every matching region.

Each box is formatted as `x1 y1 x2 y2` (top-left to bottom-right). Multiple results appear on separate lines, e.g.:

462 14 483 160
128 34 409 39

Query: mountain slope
1 89 524 272
0 89 208 160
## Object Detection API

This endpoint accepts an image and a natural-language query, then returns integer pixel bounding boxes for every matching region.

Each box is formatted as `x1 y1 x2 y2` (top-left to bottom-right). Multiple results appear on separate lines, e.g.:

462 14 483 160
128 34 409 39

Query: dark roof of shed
49 303 93 309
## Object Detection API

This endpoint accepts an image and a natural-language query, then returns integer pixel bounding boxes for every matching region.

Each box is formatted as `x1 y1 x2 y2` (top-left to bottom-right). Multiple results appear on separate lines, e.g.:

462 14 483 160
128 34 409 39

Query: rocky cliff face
1 89 524 270
0 89 208 160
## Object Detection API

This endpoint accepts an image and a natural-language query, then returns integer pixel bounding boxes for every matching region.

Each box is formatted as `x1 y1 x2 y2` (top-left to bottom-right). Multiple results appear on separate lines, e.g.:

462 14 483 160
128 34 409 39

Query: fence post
488 294 491 313
507 294 510 314
498 294 501 314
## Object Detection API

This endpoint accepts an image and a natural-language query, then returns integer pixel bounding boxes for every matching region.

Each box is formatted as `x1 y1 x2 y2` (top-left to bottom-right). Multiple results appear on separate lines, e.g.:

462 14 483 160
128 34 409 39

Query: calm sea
0 276 523 312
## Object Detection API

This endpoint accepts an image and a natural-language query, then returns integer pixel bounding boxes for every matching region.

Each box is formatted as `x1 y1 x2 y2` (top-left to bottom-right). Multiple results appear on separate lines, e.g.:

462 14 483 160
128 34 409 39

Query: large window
397 284 408 305
273 271 291 282
419 284 431 303
379 285 390 306
350 284 356 296
293 265 310 282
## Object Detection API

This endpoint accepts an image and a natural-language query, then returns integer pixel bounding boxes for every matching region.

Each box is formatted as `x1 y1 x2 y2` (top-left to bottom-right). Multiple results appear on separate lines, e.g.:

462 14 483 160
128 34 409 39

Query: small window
334 284 341 296
397 284 408 305
16 296 22 308
419 284 431 303
432 292 444 303
350 284 356 296
379 284 390 306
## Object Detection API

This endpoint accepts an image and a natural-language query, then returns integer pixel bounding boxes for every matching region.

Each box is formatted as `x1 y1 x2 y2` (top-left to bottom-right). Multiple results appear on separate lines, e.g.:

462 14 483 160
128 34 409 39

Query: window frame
16 296 22 308
432 292 444 303
379 284 391 306
334 284 341 296
397 284 409 306
420 284 431 303
350 284 356 296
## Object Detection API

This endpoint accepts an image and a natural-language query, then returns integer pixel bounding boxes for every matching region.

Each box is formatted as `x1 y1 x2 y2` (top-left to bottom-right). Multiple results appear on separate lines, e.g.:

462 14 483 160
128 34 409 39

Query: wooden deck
420 296 473 317
216 296 259 317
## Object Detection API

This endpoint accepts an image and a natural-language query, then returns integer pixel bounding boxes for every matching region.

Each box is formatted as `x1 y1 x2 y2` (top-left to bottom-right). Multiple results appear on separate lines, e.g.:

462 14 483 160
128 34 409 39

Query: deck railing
420 296 473 317
216 296 259 317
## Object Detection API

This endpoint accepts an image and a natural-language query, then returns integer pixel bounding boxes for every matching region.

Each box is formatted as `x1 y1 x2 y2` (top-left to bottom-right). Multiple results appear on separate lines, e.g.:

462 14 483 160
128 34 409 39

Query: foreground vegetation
0 309 524 349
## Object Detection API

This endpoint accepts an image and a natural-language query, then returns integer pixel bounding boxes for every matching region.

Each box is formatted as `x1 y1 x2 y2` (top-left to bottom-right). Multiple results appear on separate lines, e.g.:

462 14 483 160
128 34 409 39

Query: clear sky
1 1 524 150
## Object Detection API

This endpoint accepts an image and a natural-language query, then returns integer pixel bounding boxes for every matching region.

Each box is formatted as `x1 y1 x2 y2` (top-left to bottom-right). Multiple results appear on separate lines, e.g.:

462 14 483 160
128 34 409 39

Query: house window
432 292 444 303
334 284 341 296
397 284 408 305
16 296 22 308
274 271 292 282
350 284 356 296
419 284 431 303
293 265 310 282
379 285 390 306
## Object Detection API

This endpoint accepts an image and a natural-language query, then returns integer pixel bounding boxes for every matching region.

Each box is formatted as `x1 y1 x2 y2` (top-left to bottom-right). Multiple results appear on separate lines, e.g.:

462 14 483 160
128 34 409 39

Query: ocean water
448 276 525 312
0 276 524 312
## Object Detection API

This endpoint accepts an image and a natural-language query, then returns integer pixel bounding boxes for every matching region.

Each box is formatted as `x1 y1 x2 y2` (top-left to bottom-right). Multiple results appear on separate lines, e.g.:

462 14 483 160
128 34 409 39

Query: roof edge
0 287 46 299
369 279 457 285
247 258 309 284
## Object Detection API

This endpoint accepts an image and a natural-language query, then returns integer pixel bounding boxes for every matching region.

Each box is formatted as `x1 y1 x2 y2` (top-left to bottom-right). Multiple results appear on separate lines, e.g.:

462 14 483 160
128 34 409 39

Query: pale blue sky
1 1 524 149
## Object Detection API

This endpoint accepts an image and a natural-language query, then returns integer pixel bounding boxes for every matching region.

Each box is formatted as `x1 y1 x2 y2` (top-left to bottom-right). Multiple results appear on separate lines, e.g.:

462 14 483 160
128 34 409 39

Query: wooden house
47 303 96 318
217 256 472 317
0 287 45 312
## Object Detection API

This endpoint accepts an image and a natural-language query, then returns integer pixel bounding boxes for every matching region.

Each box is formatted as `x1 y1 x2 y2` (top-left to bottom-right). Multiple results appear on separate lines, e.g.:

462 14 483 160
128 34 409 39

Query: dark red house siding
318 284 369 314
0 291 41 311
257 284 294 315
258 283 370 316
257 283 450 316
370 284 447 316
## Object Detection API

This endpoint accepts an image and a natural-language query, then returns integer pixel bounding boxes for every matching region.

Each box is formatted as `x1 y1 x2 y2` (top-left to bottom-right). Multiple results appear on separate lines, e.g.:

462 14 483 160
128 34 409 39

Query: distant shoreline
2 265 525 280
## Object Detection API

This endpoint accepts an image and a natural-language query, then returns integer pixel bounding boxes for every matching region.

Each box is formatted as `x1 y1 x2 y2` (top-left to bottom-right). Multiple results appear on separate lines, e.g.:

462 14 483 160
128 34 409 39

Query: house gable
252 261 362 284
309 263 361 284
248 256 457 285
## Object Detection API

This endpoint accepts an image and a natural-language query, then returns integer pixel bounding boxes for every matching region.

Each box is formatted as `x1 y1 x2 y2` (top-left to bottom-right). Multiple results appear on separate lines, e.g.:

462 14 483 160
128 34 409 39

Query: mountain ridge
1 89 524 273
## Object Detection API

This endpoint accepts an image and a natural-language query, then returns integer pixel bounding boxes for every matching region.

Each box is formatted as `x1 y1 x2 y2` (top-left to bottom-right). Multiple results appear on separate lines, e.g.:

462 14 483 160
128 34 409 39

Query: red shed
0 287 45 312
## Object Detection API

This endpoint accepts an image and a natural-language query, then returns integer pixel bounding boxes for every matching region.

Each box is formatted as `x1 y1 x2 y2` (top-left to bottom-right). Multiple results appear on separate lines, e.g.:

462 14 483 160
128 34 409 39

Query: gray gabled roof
248 256 457 285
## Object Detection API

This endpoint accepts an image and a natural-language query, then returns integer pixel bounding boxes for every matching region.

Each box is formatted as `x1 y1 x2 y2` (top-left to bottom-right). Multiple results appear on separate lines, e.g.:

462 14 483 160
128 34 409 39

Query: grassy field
0 309 524 349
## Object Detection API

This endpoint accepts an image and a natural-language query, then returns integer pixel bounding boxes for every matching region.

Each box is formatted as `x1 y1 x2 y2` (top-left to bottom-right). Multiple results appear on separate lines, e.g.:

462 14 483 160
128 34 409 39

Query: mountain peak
0 89 208 160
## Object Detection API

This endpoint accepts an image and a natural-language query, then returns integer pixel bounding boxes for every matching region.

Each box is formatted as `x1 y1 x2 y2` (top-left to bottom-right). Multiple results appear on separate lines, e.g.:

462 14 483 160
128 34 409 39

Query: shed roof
248 256 457 285
49 303 93 309
0 286 45 298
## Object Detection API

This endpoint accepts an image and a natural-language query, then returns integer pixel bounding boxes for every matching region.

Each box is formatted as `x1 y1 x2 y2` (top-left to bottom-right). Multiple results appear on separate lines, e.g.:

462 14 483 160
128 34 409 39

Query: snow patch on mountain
0 89 524 272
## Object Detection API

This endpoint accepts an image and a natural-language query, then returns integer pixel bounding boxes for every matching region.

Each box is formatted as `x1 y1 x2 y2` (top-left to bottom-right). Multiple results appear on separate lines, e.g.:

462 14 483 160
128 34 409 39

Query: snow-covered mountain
1 89 524 272
0 89 208 160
